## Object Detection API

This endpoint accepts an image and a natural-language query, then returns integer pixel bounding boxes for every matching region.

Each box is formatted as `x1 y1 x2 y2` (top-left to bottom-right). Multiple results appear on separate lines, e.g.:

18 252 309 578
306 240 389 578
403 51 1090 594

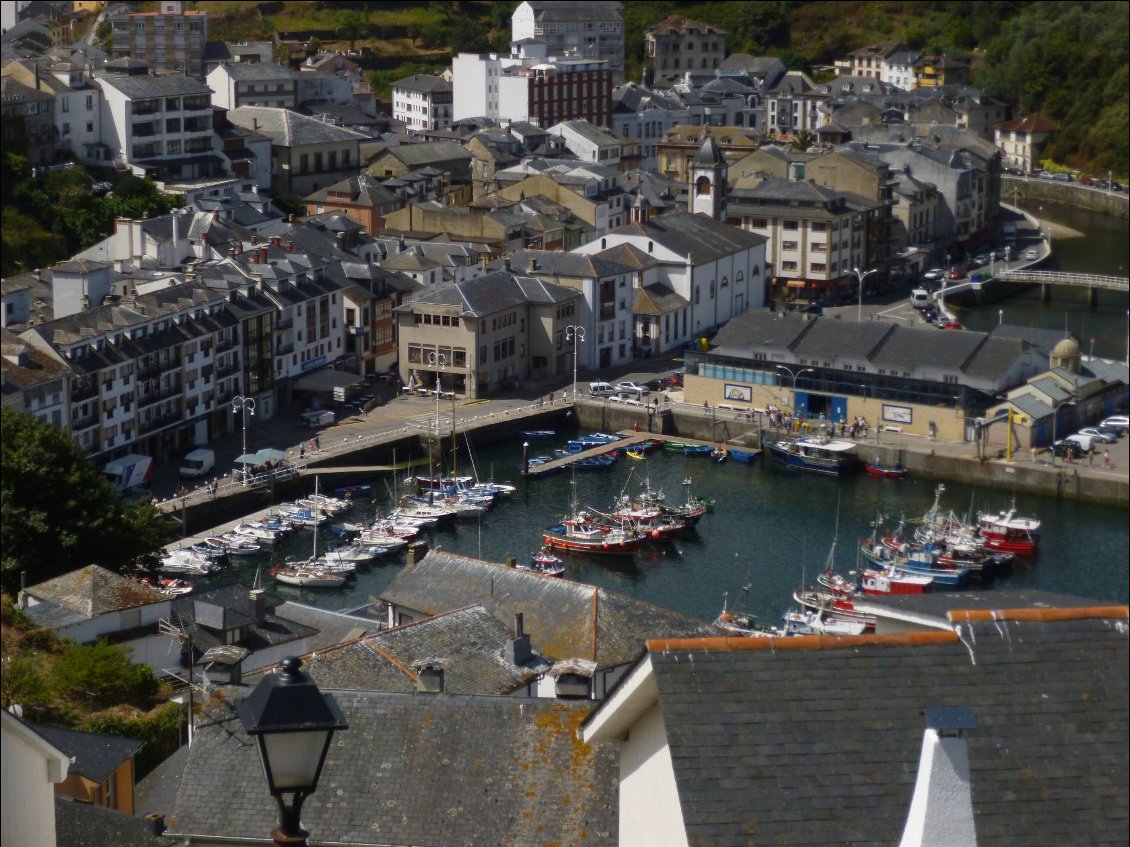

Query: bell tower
689 136 727 220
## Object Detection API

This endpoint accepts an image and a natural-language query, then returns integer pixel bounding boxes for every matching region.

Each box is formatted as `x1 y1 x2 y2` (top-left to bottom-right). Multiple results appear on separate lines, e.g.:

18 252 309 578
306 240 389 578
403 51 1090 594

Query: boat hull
541 530 641 556
765 440 860 476
865 464 908 479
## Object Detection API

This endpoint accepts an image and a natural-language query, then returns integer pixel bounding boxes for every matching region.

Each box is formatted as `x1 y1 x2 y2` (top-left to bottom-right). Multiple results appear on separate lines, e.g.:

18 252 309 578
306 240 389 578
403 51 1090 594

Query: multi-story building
656 124 759 183
395 270 581 398
206 62 298 111
391 74 453 132
303 174 400 236
726 178 880 305
0 74 56 165
452 48 612 128
836 42 909 81
96 72 217 181
889 169 940 258
2 59 104 166
645 16 727 89
17 266 238 459
612 83 691 170
225 105 367 196
511 1 625 85
995 113 1060 173
572 210 768 344
764 70 827 137
107 0 208 78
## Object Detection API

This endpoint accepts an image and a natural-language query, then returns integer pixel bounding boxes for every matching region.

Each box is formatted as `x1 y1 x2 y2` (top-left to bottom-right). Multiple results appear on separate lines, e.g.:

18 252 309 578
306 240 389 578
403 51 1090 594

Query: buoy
601 542 609 549
650 529 660 539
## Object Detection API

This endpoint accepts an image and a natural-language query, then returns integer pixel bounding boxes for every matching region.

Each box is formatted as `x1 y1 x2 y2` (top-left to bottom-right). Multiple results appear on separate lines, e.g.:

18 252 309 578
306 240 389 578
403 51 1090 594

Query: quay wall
168 400 1125 536
1002 176 1129 219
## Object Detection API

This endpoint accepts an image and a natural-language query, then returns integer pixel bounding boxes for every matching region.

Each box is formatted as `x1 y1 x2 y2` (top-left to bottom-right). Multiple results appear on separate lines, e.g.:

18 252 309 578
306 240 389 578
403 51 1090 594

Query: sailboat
271 477 348 588
542 465 644 555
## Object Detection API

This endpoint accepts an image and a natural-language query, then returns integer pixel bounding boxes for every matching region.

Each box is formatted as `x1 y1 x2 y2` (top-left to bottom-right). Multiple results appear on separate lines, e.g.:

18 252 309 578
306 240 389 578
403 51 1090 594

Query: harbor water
191 441 1129 626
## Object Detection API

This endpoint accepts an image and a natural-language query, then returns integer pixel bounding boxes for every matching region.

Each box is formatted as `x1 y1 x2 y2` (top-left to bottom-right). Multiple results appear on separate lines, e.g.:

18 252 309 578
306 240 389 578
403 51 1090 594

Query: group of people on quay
764 404 870 439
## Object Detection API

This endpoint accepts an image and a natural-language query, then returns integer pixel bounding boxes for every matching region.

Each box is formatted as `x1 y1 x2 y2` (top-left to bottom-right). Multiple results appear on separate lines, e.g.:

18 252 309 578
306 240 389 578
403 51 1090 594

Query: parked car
1093 423 1125 439
644 376 669 392
1064 433 1097 452
614 381 650 396
1024 248 1040 260
1079 176 1095 186
941 321 964 330
1048 440 1082 458
1076 427 1118 444
923 268 945 281
1100 415 1129 434
994 246 1011 260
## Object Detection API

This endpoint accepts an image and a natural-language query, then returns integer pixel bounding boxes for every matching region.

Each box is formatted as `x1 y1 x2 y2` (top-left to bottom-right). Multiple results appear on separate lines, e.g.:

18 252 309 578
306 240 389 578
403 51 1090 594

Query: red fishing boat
976 503 1040 555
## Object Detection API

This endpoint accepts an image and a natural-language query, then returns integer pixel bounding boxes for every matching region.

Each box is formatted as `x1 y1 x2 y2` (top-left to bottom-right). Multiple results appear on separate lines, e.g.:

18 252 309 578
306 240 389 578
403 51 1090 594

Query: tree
791 130 816 152
336 10 368 53
52 641 159 710
94 20 112 54
0 409 174 592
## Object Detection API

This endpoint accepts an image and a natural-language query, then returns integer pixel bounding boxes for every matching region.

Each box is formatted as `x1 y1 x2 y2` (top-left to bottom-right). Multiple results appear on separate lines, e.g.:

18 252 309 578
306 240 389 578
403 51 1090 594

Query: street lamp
237 656 348 846
1049 397 1076 466
565 324 585 402
775 365 813 416
998 309 1004 326
232 395 256 484
849 267 878 323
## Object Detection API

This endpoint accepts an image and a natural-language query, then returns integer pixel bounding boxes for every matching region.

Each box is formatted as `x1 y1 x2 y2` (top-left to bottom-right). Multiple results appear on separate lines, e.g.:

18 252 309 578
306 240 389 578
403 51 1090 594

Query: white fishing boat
232 523 280 543
159 549 214 576
270 565 347 588
323 543 387 564
218 535 263 556
780 608 868 636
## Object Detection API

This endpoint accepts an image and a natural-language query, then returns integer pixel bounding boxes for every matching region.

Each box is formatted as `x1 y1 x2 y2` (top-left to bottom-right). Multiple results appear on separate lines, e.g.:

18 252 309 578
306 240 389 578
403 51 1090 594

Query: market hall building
681 310 1047 441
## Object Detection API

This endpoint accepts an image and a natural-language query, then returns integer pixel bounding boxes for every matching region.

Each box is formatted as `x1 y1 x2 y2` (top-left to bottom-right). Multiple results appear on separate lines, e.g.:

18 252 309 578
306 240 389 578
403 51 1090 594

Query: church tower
689 136 727 220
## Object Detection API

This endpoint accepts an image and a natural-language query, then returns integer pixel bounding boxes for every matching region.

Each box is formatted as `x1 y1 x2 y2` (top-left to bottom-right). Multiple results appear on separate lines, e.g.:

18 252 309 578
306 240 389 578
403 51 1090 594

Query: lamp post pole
851 267 878 323
427 352 447 482
565 324 585 402
233 395 256 485
775 365 813 418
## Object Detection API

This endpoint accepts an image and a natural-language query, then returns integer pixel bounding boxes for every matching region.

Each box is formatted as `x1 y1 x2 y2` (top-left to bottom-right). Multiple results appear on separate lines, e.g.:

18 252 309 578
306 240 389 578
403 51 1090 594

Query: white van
1064 433 1096 453
179 448 215 478
910 289 931 309
588 381 616 397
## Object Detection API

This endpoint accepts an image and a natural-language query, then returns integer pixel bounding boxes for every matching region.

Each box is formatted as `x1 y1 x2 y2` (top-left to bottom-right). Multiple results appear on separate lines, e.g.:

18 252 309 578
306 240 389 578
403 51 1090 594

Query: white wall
452 54 491 121
618 703 689 847
1 713 68 847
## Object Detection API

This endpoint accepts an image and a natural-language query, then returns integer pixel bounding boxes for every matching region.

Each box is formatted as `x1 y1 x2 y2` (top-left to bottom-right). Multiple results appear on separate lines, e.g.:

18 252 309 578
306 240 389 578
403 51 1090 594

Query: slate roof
55 796 174 847
609 211 767 264
391 73 451 94
97 74 211 99
634 282 689 316
293 604 553 695
227 106 368 146
22 565 167 628
380 140 470 167
382 551 721 669
213 62 296 82
627 610 1129 847
30 723 144 783
396 271 578 317
135 743 189 819
492 249 630 279
166 690 618 847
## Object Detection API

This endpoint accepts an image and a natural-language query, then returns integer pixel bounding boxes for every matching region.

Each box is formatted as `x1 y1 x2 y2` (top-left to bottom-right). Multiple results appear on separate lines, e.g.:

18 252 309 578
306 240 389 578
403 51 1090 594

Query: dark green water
194 442 1129 626
956 200 1130 359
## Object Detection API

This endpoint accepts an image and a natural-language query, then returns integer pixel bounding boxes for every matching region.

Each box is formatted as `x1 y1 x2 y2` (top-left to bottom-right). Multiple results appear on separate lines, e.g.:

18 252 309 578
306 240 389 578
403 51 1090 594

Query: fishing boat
764 435 860 476
334 483 372 499
626 449 647 461
793 589 876 630
664 440 692 452
713 592 780 637
218 535 263 556
683 444 714 457
976 502 1040 555
519 429 556 440
864 459 908 479
322 542 388 565
543 512 644 555
781 608 869 636
859 537 970 587
159 550 214 576
730 448 758 464
519 547 566 577
270 566 347 588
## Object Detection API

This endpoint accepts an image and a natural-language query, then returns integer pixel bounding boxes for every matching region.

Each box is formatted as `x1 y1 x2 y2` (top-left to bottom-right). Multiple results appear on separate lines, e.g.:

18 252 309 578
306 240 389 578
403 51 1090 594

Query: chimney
271 236 281 247
249 588 266 623
286 240 294 252
250 234 259 245
413 660 445 694
213 211 220 222
143 813 166 837
260 248 268 263
406 540 429 566
506 612 532 665
503 257 511 272
527 257 537 273
899 708 977 847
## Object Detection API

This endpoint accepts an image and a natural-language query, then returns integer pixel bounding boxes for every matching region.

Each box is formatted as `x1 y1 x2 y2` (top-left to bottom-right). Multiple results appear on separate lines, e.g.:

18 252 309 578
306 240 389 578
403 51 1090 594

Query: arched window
601 238 606 249
695 176 711 196
647 240 653 253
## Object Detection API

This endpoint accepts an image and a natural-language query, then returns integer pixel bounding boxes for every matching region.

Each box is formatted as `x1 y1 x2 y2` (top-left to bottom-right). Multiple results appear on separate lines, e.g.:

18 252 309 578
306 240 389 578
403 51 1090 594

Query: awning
291 369 362 392
786 280 807 288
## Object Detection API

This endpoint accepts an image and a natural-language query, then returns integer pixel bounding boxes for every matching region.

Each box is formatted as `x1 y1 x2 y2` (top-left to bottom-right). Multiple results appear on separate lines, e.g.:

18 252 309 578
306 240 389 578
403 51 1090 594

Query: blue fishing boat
764 436 860 476
684 444 714 456
730 448 758 464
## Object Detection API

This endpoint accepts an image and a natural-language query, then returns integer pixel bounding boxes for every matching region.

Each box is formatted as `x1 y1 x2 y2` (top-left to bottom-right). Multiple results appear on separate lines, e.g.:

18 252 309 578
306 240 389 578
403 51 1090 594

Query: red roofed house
995 113 1061 173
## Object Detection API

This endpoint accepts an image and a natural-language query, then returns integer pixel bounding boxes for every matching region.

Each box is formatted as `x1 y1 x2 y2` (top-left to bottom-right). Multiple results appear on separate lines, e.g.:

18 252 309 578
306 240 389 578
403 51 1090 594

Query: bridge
995 269 1129 293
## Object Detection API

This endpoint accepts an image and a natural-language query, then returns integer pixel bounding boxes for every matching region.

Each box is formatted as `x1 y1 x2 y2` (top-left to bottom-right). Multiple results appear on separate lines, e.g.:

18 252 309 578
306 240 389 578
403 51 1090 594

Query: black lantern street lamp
237 656 348 846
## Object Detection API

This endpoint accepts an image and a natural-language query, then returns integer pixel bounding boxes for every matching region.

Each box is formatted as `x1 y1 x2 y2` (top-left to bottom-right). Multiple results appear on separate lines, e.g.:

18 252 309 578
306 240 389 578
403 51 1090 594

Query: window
782 261 797 271
62 98 69 113
782 241 798 251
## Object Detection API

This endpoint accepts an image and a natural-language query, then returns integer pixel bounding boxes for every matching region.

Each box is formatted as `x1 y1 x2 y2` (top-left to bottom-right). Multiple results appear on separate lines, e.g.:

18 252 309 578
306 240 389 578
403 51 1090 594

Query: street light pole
565 324 585 402
775 365 814 417
850 267 878 322
233 395 256 485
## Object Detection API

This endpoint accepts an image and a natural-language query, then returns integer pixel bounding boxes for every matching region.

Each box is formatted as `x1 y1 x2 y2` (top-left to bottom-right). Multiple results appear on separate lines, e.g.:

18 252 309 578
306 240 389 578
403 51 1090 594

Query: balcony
70 381 97 402
137 382 182 408
599 303 616 320
132 101 160 116
216 337 236 353
138 409 182 436
274 317 294 331
275 342 294 356
71 412 99 431
217 362 240 378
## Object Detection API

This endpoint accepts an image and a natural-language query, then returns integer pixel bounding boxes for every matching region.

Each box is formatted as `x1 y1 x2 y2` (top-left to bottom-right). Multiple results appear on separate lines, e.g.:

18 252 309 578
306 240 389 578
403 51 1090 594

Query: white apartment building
1 59 105 165
206 62 297 110
511 1 626 84
108 0 208 78
96 72 216 180
391 74 452 132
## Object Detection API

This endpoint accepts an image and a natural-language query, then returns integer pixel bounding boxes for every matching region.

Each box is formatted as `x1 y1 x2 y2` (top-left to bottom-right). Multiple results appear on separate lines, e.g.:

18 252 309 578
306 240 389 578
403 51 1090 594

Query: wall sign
883 404 913 424
723 383 752 403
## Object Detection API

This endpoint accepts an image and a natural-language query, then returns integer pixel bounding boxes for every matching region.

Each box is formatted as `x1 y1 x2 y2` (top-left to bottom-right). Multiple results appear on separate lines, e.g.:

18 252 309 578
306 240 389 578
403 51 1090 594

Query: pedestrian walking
314 434 321 451
1088 446 1094 465
562 390 567 403
299 443 305 459
1103 448 1110 468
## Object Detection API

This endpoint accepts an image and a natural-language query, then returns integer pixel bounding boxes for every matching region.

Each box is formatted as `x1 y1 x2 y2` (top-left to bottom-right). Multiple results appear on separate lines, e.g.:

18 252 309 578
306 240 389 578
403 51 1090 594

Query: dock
523 431 758 476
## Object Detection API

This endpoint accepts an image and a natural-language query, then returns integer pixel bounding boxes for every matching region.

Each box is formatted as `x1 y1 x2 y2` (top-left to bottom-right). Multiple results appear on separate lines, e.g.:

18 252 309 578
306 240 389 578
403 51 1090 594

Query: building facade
107 0 208 78
511 1 625 84
391 74 453 132
645 16 726 89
